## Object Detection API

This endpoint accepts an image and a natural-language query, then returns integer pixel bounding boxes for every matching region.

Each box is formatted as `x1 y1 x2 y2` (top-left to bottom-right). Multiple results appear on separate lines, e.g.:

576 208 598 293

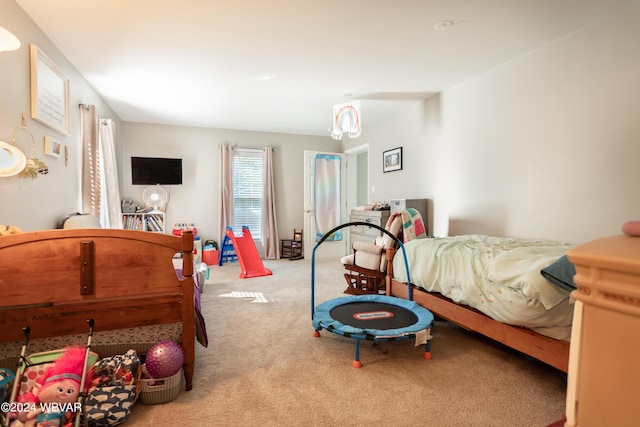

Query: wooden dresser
565 235 640 427
348 209 391 246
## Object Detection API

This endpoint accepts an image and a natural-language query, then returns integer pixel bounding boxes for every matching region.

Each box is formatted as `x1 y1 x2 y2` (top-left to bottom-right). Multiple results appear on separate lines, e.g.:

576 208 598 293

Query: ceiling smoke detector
434 20 453 33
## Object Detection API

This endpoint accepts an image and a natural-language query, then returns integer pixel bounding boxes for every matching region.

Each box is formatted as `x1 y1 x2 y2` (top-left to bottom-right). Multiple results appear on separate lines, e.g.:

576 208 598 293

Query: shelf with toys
122 211 165 233
121 198 165 233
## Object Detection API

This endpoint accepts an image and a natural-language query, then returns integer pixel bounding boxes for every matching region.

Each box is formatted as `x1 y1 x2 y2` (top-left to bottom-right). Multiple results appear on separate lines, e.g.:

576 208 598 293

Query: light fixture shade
332 101 361 140
0 26 20 52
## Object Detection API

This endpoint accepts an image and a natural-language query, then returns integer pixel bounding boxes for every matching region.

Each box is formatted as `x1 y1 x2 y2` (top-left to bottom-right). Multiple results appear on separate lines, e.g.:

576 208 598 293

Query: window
233 149 264 236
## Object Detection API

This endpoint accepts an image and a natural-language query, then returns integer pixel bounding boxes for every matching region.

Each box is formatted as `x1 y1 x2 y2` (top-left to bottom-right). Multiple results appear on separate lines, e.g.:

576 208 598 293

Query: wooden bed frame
385 248 570 373
0 228 197 390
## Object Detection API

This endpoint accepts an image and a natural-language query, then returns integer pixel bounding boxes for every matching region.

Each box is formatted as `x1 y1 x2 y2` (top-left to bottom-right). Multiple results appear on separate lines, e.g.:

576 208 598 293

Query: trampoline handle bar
313 221 398 247
311 221 413 301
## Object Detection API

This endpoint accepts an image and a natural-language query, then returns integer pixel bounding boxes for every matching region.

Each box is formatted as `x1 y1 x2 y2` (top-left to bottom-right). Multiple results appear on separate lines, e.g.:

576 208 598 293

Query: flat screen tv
131 156 182 185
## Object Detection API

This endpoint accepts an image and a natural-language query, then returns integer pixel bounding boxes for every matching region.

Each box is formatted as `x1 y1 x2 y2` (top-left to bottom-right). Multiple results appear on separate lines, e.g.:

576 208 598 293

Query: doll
12 346 90 427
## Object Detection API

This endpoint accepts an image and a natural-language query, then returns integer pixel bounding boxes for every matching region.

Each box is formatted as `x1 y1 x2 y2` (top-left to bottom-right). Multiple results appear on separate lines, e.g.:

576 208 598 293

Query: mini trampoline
311 222 434 368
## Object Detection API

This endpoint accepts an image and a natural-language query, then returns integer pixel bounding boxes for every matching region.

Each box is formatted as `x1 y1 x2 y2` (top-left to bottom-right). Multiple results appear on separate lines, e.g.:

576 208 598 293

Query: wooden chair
281 229 303 259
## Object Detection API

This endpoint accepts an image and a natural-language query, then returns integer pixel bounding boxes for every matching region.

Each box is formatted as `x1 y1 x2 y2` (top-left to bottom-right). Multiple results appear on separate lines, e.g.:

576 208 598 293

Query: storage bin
202 249 219 265
139 368 182 404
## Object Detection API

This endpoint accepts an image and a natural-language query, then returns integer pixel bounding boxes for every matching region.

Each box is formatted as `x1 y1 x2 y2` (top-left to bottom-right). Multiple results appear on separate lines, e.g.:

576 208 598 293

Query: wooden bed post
385 248 396 297
180 230 196 391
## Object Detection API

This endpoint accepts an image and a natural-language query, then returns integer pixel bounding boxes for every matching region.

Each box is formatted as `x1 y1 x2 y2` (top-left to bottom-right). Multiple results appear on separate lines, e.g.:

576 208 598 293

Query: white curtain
218 144 234 243
262 147 279 259
80 105 122 228
99 119 122 228
80 105 100 217
314 154 342 241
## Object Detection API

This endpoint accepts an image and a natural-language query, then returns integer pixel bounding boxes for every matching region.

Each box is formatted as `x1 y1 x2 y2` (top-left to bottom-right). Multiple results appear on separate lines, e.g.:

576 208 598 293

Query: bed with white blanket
387 234 576 372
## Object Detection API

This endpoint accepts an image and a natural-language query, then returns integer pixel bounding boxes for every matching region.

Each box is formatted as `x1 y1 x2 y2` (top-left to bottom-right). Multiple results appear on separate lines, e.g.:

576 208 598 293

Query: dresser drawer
348 210 390 246
350 211 388 225
349 224 379 238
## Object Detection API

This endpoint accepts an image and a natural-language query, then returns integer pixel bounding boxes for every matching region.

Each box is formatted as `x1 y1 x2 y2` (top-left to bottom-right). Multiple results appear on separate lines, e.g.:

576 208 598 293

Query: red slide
225 226 273 278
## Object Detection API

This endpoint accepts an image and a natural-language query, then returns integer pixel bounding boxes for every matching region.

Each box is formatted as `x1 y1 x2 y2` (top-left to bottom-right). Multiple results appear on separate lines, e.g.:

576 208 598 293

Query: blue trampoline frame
311 221 434 367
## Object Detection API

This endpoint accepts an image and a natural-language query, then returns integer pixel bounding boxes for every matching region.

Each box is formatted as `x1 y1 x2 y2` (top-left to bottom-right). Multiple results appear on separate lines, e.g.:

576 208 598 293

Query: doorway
345 143 369 250
303 150 347 258
345 143 369 212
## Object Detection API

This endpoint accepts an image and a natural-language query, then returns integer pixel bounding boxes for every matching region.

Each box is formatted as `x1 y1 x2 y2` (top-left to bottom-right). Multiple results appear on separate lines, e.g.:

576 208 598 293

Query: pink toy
12 346 91 427
145 341 184 378
622 221 640 237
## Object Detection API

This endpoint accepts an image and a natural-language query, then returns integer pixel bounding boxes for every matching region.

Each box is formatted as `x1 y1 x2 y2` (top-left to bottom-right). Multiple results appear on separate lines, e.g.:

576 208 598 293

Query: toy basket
139 368 182 404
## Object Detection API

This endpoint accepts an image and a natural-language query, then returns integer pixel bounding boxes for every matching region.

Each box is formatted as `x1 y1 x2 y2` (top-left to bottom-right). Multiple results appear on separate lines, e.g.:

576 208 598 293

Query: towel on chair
386 208 426 243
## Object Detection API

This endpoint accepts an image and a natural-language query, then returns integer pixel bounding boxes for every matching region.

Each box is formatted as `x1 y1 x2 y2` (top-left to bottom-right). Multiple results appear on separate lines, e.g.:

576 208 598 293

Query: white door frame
344 143 369 213
344 143 369 251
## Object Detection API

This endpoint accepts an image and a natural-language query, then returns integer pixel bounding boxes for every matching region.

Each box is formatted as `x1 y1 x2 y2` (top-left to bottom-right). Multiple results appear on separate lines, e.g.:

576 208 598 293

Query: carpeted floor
125 257 568 426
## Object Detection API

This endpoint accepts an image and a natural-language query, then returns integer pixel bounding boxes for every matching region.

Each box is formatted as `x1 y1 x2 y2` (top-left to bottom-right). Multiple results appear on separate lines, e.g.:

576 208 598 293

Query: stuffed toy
11 346 92 427
0 224 22 236
622 220 640 237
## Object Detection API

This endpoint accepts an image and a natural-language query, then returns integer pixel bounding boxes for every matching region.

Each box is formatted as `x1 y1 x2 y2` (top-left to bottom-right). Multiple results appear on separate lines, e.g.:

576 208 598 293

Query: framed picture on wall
44 136 62 158
29 44 71 135
383 147 402 173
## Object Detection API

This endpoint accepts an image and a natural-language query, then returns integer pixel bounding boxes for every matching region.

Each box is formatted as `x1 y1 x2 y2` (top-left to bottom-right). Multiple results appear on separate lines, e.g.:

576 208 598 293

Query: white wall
120 122 338 244
349 5 640 244
341 97 440 236
437 5 640 243
0 0 121 231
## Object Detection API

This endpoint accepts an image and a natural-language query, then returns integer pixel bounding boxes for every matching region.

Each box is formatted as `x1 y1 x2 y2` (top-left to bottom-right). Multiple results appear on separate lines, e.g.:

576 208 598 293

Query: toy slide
225 226 273 278
218 233 238 266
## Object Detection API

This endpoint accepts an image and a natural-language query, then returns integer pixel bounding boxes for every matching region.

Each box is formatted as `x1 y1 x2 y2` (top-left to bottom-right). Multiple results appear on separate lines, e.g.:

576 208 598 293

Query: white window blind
233 149 264 236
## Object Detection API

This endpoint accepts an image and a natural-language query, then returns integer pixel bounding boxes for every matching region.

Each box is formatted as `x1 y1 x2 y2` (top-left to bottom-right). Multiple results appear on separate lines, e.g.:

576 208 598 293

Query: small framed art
383 147 402 173
44 136 62 158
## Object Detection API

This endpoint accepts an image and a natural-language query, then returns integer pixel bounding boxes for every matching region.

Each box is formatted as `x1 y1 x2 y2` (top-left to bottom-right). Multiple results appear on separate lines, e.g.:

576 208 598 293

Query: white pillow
63 214 101 229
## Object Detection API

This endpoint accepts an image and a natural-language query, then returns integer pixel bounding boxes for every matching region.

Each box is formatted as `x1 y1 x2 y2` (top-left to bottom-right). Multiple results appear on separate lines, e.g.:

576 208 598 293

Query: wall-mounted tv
131 156 183 185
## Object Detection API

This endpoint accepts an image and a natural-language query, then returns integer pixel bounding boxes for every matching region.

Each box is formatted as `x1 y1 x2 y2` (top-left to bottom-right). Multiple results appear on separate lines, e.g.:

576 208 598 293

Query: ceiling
15 0 636 137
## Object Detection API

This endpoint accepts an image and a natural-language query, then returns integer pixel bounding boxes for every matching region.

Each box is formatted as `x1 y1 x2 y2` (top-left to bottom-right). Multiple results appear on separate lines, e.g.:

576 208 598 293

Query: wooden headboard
0 228 196 390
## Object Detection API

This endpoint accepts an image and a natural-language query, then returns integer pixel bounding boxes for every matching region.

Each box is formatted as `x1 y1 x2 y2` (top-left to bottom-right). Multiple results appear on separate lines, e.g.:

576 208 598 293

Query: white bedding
392 235 574 340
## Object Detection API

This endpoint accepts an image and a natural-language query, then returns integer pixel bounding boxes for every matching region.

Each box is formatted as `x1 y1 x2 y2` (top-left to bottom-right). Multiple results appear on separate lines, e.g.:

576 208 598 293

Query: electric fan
142 185 168 213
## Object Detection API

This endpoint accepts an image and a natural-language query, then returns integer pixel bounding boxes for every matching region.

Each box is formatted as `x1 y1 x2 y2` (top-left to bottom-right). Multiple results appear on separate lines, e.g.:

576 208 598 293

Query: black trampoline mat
330 301 419 330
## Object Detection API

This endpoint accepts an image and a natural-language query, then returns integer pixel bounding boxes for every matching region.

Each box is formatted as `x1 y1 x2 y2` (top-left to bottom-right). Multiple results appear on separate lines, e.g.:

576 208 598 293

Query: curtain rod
218 144 275 152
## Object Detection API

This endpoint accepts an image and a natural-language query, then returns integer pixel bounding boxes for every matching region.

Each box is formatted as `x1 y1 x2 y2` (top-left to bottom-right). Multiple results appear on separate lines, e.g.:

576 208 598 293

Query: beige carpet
126 257 567 426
